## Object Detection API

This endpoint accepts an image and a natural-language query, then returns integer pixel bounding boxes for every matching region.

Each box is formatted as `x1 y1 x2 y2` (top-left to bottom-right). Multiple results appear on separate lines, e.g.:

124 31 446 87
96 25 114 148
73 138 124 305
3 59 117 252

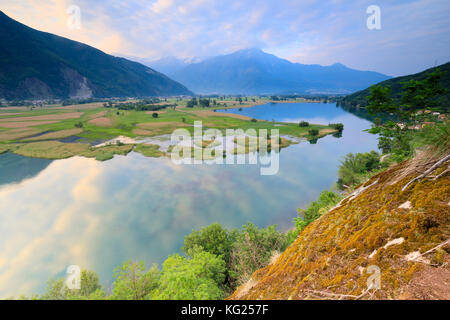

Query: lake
0 102 378 297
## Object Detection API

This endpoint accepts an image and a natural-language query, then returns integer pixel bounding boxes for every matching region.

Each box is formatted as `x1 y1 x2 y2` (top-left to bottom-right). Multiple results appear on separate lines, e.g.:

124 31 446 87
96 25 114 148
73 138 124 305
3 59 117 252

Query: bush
337 151 381 188
182 223 235 266
308 128 319 136
299 121 309 127
111 261 160 300
294 190 342 234
251 118 257 122
153 248 226 300
329 123 344 132
152 112 158 118
229 223 290 286
74 121 83 128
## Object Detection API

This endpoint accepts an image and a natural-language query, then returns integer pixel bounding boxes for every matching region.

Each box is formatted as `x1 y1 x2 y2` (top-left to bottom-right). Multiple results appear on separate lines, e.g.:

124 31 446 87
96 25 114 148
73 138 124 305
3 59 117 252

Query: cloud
1 1 449 80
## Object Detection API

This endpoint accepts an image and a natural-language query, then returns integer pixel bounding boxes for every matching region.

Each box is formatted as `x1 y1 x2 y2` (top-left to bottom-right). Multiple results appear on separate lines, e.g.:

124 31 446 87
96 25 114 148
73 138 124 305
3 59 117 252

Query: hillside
170 48 390 95
339 62 450 113
0 11 192 100
229 151 450 300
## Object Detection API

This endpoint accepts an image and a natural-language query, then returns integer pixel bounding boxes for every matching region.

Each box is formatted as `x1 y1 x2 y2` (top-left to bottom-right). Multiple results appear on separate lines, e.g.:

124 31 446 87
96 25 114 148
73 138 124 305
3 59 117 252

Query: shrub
294 190 342 233
251 118 257 122
152 112 158 118
111 261 160 300
329 123 344 132
308 128 319 136
153 248 226 300
74 121 83 128
182 223 235 266
337 151 381 188
229 223 290 286
299 121 309 127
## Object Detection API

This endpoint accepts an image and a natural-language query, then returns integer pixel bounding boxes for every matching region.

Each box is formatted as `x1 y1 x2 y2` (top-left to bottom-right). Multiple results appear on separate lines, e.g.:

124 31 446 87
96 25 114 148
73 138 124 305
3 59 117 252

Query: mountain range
147 48 391 95
0 9 393 100
0 11 191 100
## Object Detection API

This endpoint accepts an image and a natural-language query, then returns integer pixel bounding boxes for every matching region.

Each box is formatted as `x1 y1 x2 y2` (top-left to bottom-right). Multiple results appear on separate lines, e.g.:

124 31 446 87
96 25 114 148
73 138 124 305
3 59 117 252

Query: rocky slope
229 151 450 300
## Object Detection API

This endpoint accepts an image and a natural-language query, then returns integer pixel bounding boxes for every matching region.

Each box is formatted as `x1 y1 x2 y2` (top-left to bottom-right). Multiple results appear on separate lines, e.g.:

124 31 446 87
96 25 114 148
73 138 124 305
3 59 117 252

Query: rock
398 201 412 209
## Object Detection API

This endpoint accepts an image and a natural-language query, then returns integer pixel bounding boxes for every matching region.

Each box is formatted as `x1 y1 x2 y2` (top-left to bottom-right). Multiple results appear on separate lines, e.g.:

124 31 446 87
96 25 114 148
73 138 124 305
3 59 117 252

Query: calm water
0 102 378 297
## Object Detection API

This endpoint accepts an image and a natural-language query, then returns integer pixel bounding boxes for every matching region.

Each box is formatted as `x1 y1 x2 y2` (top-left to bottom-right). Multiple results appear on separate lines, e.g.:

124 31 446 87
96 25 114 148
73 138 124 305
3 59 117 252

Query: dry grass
54 102 104 109
0 121 58 128
88 117 113 127
88 110 107 119
0 113 23 116
319 128 338 135
25 128 83 141
0 128 43 140
0 112 83 122
12 141 89 159
133 128 154 136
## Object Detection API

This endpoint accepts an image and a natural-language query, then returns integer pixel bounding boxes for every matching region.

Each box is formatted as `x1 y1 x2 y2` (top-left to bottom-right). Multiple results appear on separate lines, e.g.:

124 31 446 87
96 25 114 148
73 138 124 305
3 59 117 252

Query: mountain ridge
163 48 391 95
0 11 192 100
339 62 450 113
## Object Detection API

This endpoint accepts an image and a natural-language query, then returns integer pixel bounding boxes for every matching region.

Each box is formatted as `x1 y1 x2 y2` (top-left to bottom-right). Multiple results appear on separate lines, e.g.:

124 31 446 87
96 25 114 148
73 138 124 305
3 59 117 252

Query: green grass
0 104 338 160
134 144 165 157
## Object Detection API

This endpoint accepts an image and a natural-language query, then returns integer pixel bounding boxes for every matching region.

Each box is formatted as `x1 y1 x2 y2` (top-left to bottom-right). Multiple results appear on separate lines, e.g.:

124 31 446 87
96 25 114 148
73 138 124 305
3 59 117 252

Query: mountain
169 48 391 95
339 62 450 113
0 11 192 100
229 152 450 300
144 56 191 76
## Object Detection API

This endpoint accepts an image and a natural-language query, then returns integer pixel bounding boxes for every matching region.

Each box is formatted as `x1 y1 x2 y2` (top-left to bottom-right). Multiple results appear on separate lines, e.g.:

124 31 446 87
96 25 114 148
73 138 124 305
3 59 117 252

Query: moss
229 156 450 300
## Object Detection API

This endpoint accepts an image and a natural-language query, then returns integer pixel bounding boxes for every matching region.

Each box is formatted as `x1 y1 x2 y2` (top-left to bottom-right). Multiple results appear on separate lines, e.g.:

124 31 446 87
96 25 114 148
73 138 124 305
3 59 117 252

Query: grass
0 102 338 161
134 144 165 157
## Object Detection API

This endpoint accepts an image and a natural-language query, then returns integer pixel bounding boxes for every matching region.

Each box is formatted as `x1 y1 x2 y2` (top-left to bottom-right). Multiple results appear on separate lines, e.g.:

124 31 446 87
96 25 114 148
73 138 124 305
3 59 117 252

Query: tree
111 261 160 300
152 112 159 118
329 123 344 132
153 248 226 300
40 269 104 300
366 69 446 158
299 121 309 127
182 223 235 266
308 128 319 136
229 223 289 286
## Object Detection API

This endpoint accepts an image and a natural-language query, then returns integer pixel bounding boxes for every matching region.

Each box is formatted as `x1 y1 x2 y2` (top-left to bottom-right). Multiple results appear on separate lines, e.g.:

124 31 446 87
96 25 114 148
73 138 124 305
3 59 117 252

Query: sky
1 0 450 76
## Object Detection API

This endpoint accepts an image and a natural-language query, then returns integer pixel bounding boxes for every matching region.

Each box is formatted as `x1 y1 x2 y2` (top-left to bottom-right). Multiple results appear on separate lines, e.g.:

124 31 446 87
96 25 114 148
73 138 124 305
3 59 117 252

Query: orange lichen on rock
229 155 450 300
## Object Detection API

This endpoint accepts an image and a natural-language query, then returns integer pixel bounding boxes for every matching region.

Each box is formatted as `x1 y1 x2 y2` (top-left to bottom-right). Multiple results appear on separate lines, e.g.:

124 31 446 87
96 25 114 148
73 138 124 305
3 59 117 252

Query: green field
0 99 337 160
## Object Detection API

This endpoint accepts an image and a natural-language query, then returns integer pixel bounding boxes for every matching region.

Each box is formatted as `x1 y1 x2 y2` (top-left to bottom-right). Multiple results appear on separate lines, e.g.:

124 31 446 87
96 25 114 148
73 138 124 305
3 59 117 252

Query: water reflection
0 103 378 297
0 153 52 186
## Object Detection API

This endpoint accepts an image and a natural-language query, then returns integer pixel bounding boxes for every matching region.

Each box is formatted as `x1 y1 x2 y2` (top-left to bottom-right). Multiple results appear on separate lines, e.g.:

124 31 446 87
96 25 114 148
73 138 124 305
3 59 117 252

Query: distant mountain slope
0 11 192 100
340 62 450 113
170 48 391 95
145 56 191 76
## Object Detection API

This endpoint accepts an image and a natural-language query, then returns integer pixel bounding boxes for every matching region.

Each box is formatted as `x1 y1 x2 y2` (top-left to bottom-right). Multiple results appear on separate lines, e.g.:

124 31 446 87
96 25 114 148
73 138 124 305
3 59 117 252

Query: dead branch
305 287 373 300
401 154 450 191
